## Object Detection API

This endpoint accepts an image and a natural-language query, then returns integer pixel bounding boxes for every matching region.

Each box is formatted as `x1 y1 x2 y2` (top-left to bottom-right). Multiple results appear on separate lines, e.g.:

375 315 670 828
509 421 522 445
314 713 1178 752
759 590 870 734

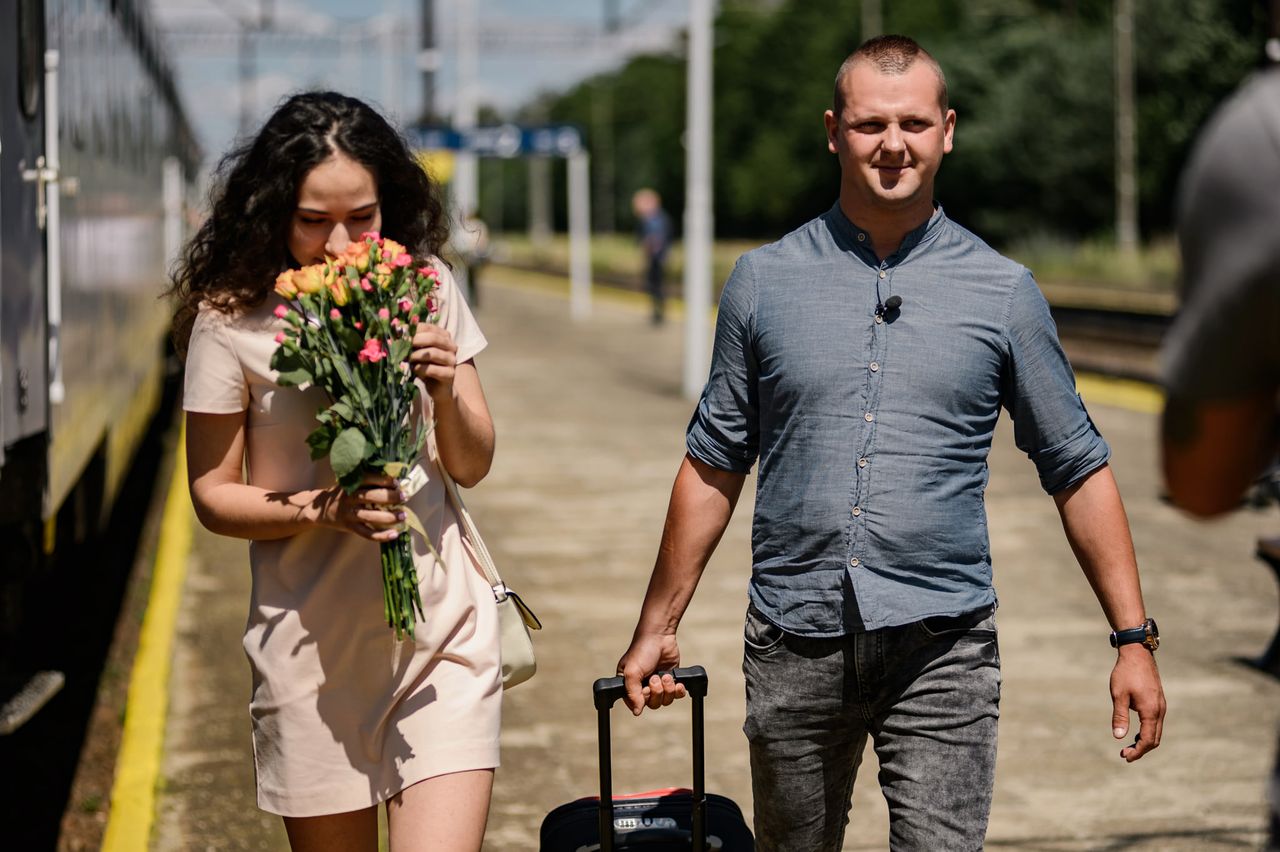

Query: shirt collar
824 201 947 267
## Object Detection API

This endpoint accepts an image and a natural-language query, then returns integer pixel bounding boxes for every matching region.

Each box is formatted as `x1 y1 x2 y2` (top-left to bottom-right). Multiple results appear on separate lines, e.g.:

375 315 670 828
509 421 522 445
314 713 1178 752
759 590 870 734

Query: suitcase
539 666 755 851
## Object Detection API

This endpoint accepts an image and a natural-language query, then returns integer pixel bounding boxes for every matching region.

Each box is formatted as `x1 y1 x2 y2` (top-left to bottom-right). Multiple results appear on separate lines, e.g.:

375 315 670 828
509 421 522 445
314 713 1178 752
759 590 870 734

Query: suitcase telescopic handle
593 666 709 852
592 665 708 710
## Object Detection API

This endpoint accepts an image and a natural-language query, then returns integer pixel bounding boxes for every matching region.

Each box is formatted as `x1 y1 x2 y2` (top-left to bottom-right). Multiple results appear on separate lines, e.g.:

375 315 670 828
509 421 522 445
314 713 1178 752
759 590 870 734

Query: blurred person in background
1160 6 1280 847
452 208 491 309
172 92 500 852
632 187 673 325
618 34 1165 851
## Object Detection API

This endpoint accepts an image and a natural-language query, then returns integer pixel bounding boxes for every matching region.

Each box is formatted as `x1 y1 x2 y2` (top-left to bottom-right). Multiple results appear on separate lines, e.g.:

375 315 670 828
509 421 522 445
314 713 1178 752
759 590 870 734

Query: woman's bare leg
283 807 378 852
387 769 495 852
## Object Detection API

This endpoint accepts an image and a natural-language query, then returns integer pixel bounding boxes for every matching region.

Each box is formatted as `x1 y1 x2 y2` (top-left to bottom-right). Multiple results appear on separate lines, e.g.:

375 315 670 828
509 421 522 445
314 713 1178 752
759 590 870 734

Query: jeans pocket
919 607 996 639
744 603 786 654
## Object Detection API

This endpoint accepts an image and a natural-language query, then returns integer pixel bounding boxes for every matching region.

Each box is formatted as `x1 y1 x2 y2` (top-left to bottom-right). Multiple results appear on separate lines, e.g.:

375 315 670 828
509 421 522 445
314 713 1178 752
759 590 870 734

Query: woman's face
287 151 382 266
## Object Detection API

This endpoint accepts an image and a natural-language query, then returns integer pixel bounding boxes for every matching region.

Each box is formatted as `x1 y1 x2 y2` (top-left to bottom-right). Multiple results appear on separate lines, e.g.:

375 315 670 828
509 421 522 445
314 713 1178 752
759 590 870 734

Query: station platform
113 267 1277 850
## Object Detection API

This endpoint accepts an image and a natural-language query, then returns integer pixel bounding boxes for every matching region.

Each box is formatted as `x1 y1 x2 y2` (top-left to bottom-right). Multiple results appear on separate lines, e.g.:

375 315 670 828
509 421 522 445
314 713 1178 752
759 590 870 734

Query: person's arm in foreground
1053 463 1167 762
1161 392 1277 518
616 455 746 716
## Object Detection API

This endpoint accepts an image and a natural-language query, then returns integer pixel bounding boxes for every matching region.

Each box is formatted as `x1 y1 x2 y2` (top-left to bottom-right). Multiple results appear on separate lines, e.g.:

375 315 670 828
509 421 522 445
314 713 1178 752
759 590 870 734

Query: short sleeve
685 254 760 473
1000 270 1111 494
432 260 487 364
183 307 249 414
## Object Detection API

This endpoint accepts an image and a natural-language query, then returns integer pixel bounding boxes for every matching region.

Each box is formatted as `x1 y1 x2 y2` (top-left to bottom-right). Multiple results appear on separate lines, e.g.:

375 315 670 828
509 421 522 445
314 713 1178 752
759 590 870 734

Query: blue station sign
406 124 584 158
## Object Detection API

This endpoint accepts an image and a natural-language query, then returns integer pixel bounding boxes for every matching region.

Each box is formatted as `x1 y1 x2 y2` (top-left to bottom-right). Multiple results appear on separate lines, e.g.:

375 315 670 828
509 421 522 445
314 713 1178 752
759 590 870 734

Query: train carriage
0 0 199 732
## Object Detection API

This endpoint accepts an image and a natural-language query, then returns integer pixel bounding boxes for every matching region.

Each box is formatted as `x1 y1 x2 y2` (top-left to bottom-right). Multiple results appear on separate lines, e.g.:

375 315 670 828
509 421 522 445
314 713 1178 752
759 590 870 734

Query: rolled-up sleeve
1000 270 1111 494
685 255 760 473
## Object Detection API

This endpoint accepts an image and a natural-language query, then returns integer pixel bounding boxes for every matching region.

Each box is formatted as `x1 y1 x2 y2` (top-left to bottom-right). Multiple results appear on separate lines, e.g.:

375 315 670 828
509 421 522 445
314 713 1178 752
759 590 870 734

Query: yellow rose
381 239 406 259
274 269 298 299
295 263 328 294
329 274 350 306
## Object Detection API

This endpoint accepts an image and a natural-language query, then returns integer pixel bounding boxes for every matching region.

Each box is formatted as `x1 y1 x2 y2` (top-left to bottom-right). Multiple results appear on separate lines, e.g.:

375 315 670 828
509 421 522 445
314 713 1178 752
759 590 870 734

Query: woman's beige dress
183 263 501 817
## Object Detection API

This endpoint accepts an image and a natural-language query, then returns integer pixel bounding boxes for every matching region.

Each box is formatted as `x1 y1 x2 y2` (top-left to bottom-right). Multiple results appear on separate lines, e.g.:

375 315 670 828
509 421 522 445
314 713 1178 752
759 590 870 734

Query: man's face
824 60 955 214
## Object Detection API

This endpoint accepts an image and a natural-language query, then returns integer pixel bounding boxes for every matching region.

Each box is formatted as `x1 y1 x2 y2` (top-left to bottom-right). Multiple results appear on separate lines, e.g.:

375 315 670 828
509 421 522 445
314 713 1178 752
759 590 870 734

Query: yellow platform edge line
1076 372 1165 415
102 419 192 852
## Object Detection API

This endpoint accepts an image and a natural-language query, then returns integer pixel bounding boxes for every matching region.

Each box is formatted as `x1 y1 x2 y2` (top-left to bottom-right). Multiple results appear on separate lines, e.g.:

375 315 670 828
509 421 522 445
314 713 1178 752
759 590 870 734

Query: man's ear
824 110 839 154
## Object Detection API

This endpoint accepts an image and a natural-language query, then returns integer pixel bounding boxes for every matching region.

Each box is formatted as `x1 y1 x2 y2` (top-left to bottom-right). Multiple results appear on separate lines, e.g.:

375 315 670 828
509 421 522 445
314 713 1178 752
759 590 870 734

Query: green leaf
329 428 368 478
338 325 363 353
306 423 338 460
330 400 355 422
388 338 412 367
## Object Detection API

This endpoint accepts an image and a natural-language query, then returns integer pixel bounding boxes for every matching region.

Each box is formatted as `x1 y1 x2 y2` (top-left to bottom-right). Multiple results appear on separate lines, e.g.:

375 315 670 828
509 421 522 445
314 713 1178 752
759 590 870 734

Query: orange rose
338 241 371 273
381 238 407 260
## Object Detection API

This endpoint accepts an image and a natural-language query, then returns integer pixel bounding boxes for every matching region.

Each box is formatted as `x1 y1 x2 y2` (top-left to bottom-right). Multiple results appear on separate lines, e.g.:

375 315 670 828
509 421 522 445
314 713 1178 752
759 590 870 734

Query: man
1160 17 1280 848
617 34 1166 850
632 188 673 325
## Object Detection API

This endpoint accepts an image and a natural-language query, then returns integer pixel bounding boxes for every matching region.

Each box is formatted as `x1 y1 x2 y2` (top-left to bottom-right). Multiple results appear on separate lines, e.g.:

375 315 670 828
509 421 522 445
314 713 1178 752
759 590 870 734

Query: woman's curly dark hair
169 92 449 356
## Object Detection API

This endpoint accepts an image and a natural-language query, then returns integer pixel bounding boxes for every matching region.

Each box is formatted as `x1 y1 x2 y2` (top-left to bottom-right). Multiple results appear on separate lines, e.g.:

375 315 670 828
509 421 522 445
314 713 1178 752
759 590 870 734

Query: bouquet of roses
270 232 442 640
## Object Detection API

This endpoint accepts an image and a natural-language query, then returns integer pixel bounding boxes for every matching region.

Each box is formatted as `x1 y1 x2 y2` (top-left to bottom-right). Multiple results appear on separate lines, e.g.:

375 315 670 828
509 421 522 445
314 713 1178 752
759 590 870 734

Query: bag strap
436 463 505 593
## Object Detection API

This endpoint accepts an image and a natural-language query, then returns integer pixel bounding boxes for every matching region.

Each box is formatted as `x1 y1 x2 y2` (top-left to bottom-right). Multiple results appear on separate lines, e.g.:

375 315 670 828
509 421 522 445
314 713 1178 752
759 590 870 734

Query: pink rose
274 332 287 344
360 231 381 242
273 304 290 319
354 321 364 330
390 318 401 330
378 308 390 320
330 308 342 320
392 253 412 268
357 338 386 363
399 298 413 312
360 277 374 292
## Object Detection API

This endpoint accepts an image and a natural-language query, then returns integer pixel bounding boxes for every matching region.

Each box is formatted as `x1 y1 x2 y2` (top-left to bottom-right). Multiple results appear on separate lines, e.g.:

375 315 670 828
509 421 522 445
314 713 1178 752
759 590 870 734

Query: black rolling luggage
539 666 754 851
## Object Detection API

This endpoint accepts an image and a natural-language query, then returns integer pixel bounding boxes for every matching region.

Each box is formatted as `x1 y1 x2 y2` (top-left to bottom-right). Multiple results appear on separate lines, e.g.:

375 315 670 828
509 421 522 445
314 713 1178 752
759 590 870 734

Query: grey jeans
743 602 1001 851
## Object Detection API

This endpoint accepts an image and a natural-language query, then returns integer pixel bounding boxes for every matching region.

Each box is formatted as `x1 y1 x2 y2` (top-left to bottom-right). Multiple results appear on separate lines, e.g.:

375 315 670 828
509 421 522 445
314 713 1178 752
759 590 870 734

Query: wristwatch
1109 617 1159 651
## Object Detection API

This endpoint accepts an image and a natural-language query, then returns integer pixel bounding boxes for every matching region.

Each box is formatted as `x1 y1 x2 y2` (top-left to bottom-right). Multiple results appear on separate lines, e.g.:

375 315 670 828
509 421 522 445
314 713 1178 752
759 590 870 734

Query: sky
152 0 690 166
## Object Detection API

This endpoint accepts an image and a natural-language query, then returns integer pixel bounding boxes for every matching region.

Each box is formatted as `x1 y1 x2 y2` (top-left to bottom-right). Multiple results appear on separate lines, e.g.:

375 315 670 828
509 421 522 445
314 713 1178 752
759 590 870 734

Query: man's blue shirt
686 203 1111 635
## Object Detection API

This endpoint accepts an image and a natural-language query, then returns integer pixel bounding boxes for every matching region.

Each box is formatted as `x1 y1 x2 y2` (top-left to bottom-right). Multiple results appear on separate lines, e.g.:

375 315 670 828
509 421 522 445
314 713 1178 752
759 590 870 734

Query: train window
17 0 45 120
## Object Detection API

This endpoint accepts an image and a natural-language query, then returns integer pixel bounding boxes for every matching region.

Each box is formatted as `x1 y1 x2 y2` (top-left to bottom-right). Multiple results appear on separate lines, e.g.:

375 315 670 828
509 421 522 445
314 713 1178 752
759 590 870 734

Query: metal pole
454 0 479 218
528 155 552 248
450 0 480 299
568 151 593 320
418 0 438 123
1114 0 1138 257
238 26 253 135
683 0 713 400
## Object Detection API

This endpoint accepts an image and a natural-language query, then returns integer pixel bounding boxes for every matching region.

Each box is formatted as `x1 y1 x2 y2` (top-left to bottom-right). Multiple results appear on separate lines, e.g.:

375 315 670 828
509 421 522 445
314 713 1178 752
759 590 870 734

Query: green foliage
502 0 1267 246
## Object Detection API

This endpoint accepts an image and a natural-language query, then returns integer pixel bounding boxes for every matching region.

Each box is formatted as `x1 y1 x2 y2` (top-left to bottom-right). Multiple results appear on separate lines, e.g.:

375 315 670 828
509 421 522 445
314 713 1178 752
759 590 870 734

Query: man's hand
1110 646 1166 762
616 631 686 717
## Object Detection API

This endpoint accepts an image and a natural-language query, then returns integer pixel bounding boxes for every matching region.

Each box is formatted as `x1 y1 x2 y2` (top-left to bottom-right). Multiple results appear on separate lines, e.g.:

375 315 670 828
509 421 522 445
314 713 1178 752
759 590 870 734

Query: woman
172 92 499 852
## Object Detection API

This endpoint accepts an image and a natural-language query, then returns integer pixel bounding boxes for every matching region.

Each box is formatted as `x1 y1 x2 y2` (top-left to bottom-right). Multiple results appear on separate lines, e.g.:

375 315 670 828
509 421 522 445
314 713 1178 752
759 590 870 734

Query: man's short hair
832 34 949 117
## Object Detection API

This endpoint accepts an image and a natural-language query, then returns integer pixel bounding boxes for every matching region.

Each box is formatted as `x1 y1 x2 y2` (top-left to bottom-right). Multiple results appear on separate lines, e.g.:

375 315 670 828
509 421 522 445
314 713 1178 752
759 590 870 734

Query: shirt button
857 233 865 242
849 557 860 567
858 457 868 468
879 270 886 279
864 412 874 422
852 506 862 517
869 361 880 372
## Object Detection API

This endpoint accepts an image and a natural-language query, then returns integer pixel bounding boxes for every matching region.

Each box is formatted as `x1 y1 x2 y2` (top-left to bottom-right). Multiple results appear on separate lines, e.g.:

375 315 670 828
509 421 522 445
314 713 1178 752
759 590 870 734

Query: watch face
1144 618 1160 650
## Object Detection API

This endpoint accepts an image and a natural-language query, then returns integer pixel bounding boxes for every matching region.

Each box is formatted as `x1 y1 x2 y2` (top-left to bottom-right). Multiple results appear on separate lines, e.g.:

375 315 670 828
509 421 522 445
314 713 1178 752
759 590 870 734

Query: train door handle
20 156 58 231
